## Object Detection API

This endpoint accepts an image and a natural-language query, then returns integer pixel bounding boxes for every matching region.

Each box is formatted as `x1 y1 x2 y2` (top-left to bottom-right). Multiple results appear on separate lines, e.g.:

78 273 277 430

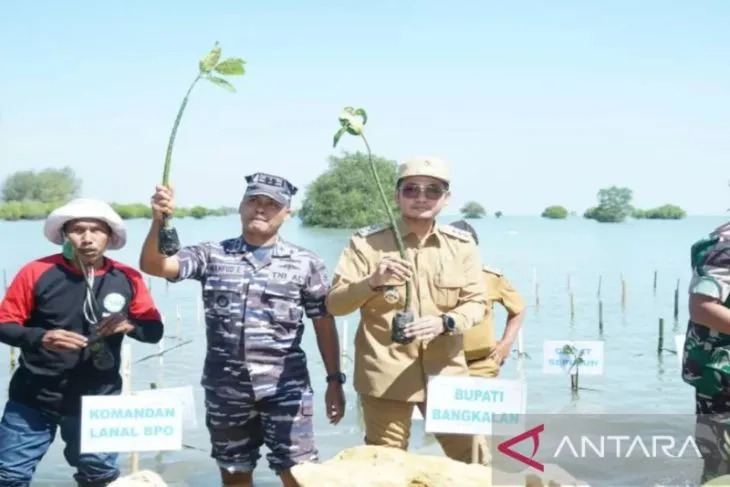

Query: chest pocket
202 278 243 320
433 272 466 310
262 284 303 325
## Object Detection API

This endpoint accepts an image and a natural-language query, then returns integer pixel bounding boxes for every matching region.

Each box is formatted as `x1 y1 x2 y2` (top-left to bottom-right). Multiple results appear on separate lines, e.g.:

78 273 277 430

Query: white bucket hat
43 198 127 250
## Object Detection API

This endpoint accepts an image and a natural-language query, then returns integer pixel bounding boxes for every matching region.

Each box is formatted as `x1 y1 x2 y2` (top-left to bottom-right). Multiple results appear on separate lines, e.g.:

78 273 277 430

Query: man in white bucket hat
0 198 164 487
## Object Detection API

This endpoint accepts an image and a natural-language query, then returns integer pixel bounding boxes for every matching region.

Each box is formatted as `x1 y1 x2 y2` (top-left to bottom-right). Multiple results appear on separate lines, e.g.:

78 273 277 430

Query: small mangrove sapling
158 42 247 255
561 344 585 392
333 107 414 345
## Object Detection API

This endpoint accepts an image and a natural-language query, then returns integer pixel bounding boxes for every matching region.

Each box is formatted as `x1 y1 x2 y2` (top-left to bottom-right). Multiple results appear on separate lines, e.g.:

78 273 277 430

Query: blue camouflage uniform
168 173 330 474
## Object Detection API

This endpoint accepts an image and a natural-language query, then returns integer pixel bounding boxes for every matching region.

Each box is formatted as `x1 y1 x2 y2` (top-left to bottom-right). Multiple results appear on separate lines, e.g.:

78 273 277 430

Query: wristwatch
441 314 456 335
326 372 346 384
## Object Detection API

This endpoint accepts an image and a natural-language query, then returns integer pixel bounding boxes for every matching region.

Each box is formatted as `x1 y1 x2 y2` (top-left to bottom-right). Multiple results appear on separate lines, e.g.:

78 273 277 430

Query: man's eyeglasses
400 184 446 200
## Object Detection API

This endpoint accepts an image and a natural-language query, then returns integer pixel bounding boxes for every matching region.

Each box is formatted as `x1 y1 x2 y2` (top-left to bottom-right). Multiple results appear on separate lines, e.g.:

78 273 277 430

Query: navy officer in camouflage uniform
139 173 346 487
682 222 730 484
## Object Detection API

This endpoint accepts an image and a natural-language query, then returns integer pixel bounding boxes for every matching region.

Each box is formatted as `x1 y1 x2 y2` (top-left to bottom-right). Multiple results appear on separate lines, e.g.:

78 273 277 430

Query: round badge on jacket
102 292 126 313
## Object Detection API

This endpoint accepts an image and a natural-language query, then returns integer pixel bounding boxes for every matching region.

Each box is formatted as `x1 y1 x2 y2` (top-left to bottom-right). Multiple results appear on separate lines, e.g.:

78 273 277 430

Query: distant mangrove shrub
584 186 633 223
0 166 237 221
541 205 568 219
0 201 58 221
110 203 236 220
299 151 399 229
460 201 486 219
633 204 686 220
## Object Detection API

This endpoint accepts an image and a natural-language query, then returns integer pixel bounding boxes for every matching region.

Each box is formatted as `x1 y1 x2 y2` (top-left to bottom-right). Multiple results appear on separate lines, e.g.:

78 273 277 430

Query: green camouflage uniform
681 231 730 483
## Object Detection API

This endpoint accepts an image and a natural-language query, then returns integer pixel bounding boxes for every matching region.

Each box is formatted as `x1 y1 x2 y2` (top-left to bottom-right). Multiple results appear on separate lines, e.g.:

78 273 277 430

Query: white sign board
80 394 184 453
424 375 525 436
542 340 604 376
675 334 686 368
134 385 197 429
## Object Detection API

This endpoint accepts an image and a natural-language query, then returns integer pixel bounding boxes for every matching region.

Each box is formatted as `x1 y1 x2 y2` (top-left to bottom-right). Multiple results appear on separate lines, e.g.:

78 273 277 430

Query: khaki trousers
359 393 488 464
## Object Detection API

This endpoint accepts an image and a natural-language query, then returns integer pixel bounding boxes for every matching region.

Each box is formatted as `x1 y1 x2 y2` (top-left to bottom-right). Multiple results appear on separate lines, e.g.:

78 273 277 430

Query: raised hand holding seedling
333 107 415 345
157 42 246 256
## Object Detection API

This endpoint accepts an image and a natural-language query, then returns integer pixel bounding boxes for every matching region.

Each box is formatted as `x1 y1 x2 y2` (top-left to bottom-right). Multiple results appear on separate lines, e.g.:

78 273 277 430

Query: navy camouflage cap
244 172 298 207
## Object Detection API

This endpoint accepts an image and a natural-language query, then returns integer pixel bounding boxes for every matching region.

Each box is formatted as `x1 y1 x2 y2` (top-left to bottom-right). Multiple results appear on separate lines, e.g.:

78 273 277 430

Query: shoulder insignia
356 222 391 237
483 266 503 276
439 224 472 242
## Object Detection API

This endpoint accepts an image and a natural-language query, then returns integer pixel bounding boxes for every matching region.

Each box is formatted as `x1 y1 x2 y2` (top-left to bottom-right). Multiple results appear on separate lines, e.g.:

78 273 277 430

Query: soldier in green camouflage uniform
681 223 730 484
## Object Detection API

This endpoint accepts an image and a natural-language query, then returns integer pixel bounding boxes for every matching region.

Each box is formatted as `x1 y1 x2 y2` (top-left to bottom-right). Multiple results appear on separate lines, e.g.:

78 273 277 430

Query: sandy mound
290 445 586 487
108 470 167 487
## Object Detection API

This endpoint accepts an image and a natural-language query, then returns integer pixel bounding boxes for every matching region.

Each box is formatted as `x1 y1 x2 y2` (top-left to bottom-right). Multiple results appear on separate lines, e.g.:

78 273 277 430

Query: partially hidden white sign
543 340 604 376
80 394 184 453
424 375 525 436
133 385 197 429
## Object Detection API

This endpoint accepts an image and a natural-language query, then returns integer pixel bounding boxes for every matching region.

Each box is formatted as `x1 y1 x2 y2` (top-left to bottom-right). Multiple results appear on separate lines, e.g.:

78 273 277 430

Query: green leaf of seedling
354 107 368 125
214 57 246 76
333 127 346 148
199 42 222 73
207 76 236 92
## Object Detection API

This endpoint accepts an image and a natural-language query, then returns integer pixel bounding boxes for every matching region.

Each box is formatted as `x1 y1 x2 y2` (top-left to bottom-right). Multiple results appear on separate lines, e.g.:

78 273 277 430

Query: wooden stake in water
658 318 664 354
157 336 165 367
569 292 575 322
620 274 627 311
598 300 604 333
471 436 479 464
597 275 602 299
121 344 139 473
567 273 572 293
517 329 526 382
653 270 658 296
673 279 680 320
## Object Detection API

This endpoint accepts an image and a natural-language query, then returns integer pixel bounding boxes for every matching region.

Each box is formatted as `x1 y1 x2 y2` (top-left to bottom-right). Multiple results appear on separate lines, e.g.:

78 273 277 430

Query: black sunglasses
400 183 446 200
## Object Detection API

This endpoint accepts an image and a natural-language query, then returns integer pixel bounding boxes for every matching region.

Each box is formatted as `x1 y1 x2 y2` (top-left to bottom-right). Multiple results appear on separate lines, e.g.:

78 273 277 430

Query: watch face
327 372 346 384
443 315 455 331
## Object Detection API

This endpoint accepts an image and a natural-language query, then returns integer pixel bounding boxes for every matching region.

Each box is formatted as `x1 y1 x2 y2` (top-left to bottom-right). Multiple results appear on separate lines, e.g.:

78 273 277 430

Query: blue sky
1 0 728 215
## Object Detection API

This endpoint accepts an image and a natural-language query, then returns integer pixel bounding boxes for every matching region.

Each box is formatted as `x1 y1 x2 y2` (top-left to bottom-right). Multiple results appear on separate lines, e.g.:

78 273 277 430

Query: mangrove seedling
333 107 414 345
561 344 585 392
158 41 246 256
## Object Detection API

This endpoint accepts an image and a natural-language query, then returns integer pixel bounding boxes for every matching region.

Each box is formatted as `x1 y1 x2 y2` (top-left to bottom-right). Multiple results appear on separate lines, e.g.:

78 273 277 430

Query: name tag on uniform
209 263 246 276
271 271 304 285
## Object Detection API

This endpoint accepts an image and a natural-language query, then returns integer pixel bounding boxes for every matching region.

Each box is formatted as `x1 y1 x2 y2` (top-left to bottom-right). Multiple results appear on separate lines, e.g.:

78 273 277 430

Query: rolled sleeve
689 238 730 303
302 256 331 319
167 243 210 283
449 245 487 333
497 276 526 315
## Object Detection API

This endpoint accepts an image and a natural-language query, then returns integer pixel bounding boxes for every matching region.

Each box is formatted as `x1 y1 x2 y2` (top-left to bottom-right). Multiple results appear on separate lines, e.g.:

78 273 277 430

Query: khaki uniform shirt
326 220 487 402
463 267 526 361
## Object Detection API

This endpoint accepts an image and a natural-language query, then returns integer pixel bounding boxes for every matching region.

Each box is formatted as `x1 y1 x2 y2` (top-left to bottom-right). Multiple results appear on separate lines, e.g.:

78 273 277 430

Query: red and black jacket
0 254 164 416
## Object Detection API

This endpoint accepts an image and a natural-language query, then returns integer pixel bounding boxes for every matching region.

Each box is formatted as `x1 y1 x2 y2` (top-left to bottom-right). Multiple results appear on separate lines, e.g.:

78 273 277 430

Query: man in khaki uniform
450 220 527 378
326 157 487 464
